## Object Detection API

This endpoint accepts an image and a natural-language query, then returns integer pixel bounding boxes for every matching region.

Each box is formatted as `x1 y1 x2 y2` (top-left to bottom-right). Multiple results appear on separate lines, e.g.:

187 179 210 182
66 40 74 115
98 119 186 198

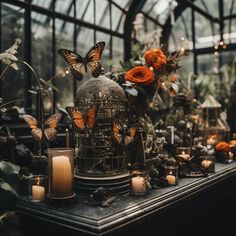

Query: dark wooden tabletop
14 162 236 236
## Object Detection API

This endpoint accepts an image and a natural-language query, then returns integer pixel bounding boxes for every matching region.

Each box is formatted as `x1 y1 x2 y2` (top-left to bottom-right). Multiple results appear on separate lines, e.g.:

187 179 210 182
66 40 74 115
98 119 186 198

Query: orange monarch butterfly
65 106 98 130
113 121 137 146
22 113 62 141
58 42 105 81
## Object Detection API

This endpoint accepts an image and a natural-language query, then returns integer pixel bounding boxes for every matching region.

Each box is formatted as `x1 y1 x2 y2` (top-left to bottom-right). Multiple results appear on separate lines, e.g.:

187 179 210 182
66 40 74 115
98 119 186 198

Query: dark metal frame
0 0 128 114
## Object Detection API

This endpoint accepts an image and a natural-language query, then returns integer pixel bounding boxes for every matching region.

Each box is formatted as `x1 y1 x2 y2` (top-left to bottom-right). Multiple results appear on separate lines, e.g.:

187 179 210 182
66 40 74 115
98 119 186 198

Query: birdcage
198 95 230 146
73 73 130 194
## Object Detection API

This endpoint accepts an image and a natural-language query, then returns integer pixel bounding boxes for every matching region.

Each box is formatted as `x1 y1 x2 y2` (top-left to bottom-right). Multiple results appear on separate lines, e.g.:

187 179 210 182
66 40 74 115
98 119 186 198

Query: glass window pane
197 54 215 73
55 0 74 17
75 0 90 20
56 19 74 108
178 53 193 83
32 0 52 9
32 12 53 80
82 0 94 23
194 0 219 18
95 0 109 28
1 3 25 104
96 31 110 73
224 19 236 44
117 13 126 34
223 0 235 16
111 5 123 31
112 37 123 70
195 12 216 48
31 12 53 114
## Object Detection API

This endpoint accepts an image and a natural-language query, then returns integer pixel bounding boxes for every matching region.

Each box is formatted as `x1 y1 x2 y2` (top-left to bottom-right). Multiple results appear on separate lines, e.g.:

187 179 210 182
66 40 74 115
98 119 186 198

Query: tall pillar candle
52 155 72 196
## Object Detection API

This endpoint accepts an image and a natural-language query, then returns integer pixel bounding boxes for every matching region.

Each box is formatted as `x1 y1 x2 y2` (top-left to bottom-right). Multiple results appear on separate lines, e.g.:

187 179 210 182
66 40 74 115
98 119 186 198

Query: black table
15 162 236 236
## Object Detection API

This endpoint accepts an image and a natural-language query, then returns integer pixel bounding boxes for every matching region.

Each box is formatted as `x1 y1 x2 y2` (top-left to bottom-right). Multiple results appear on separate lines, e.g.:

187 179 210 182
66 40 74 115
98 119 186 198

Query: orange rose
215 141 230 152
144 48 167 71
125 66 155 85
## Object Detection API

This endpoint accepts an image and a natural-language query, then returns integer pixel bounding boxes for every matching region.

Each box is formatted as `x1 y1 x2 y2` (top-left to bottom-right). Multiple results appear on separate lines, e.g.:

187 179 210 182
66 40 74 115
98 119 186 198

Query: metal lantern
198 95 230 145
74 73 130 194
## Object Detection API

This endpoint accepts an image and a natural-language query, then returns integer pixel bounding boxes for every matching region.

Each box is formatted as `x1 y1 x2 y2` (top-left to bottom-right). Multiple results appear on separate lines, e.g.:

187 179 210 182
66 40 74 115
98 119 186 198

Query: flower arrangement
111 44 186 119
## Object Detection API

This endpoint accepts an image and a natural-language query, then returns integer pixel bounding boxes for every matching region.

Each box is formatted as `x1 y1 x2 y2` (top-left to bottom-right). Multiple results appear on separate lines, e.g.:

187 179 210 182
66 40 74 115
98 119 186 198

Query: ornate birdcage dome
74 73 129 194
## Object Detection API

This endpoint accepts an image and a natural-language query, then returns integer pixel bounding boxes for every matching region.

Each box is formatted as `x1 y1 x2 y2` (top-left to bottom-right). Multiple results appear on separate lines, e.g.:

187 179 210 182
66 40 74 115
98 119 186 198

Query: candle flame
169 171 172 175
36 176 40 185
182 151 185 155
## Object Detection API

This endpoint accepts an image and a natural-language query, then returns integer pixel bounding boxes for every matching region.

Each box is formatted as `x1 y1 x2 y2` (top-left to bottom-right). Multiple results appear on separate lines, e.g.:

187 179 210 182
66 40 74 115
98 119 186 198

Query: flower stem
0 64 10 81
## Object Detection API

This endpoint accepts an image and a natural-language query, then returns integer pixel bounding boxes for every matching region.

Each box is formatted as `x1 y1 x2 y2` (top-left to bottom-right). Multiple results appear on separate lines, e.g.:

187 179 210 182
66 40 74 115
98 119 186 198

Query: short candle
131 176 146 193
166 171 176 185
32 185 45 201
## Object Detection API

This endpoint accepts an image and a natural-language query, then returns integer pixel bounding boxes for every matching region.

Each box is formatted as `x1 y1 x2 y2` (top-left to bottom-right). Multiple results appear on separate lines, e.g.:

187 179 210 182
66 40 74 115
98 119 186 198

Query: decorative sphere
74 74 127 118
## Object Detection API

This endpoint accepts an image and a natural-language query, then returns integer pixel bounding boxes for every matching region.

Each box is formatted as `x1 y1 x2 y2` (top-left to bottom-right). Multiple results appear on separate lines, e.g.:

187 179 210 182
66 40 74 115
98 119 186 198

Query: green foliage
0 161 20 212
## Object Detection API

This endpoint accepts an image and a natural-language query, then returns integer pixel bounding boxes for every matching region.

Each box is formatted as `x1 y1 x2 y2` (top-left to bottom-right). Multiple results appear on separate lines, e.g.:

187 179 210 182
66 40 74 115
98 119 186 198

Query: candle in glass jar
52 155 72 196
32 185 45 201
166 174 176 185
229 151 234 160
131 176 146 193
178 151 190 161
201 160 212 169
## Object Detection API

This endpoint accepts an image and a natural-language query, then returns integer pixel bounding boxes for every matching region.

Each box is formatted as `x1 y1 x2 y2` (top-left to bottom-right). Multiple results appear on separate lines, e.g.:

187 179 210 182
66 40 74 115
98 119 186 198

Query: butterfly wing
70 64 84 81
113 122 123 144
86 42 105 61
31 128 43 141
22 115 38 129
124 127 137 145
43 113 62 140
44 128 57 141
87 61 102 78
66 106 85 130
58 49 85 81
86 106 98 129
44 113 62 128
85 42 105 78
22 115 43 141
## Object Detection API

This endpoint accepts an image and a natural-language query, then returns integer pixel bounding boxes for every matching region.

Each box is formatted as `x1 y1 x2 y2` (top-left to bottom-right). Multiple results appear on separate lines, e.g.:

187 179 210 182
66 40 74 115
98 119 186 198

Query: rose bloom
215 141 230 152
125 66 155 85
144 48 167 71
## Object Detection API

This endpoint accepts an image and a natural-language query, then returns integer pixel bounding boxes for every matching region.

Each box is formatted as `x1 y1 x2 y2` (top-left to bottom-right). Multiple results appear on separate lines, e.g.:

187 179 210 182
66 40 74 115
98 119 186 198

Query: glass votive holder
164 165 178 186
29 175 47 202
176 147 191 162
200 156 215 173
47 148 75 199
130 171 150 196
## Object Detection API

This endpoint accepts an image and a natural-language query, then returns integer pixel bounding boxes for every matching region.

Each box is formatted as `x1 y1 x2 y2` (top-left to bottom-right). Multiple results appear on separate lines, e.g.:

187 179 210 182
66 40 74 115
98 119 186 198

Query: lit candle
178 151 190 161
166 172 176 185
201 160 212 169
52 155 72 196
32 185 45 201
131 176 146 193
207 136 217 145
32 177 45 201
229 151 234 160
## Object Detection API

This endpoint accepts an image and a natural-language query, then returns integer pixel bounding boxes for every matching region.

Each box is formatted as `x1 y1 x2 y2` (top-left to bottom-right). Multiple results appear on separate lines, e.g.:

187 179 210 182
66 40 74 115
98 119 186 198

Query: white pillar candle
52 155 72 196
166 175 176 185
131 176 146 193
32 185 45 201
229 151 234 160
